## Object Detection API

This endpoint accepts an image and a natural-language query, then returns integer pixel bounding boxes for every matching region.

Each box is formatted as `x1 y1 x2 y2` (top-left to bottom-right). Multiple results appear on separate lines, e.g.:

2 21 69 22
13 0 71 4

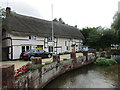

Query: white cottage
2 7 84 60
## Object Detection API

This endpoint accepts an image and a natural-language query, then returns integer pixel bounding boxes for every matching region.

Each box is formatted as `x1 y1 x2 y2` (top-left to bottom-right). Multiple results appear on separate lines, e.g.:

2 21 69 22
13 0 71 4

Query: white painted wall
57 38 69 53
9 34 45 59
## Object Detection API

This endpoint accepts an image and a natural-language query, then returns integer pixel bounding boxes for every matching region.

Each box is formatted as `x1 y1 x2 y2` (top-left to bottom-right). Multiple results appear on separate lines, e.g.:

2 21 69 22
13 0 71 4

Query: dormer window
29 36 36 40
47 37 52 42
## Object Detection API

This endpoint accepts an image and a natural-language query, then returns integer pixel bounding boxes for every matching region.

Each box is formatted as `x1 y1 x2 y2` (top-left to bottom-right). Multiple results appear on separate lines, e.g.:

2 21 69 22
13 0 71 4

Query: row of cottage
2 7 84 60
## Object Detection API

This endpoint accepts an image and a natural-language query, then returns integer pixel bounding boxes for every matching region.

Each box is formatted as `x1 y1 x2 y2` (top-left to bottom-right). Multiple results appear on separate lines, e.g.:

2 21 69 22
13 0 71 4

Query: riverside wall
1 52 99 89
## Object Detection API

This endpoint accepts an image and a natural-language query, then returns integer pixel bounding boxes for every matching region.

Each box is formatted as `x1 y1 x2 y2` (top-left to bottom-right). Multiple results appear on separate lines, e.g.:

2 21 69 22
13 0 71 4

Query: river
44 64 120 88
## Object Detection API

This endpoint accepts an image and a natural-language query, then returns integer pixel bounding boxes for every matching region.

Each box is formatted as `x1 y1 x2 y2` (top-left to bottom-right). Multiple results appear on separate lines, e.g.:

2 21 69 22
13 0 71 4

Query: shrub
28 64 42 72
94 58 117 66
63 58 72 61
14 63 42 79
45 61 53 65
14 64 31 79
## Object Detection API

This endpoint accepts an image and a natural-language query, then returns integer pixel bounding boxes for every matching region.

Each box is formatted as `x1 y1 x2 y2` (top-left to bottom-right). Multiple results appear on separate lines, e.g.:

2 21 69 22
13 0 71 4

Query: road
1 53 83 70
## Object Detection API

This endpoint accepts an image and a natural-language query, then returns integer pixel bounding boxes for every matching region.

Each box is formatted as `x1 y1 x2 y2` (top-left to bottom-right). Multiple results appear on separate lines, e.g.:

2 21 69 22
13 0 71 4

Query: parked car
81 47 96 53
20 49 52 60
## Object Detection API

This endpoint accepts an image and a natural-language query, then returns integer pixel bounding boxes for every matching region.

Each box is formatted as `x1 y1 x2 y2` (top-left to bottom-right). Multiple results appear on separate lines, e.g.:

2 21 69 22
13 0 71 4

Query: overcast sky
1 0 120 29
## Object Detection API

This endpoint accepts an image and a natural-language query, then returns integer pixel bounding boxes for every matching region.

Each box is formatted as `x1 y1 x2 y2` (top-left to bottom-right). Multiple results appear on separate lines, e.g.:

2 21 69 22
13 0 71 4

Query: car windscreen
36 49 45 53
25 49 36 53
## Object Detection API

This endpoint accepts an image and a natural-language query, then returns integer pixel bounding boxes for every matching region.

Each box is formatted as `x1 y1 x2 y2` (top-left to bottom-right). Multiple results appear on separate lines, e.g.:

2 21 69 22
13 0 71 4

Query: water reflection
44 64 119 88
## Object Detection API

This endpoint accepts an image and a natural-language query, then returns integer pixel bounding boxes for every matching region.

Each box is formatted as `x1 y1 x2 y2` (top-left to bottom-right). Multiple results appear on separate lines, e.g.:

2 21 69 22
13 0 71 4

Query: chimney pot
6 7 11 16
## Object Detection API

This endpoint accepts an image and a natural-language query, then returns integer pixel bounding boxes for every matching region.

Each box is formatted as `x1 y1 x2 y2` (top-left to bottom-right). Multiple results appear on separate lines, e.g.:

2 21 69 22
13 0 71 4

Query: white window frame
66 46 70 51
29 36 36 40
48 46 53 52
21 45 31 53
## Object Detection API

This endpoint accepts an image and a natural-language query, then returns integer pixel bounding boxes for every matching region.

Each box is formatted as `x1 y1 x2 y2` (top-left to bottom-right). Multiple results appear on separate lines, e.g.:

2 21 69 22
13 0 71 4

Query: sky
1 0 120 29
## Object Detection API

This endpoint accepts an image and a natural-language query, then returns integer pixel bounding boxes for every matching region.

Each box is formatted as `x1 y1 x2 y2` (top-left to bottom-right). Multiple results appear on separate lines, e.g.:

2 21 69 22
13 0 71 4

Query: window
79 45 82 50
47 37 52 42
66 46 70 51
22 46 25 52
29 36 36 40
65 41 67 46
48 46 53 52
22 45 31 53
26 46 30 51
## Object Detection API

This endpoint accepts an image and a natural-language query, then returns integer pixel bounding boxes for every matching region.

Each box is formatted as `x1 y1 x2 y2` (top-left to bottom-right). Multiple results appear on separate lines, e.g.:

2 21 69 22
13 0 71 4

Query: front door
37 45 43 50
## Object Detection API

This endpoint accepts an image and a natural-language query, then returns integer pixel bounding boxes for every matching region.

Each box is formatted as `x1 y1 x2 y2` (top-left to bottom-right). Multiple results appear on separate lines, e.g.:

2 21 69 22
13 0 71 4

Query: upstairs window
29 36 36 40
47 37 52 42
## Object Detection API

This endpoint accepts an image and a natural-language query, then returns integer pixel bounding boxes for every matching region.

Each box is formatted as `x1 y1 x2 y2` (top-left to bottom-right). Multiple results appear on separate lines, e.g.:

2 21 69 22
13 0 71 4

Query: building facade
2 7 84 60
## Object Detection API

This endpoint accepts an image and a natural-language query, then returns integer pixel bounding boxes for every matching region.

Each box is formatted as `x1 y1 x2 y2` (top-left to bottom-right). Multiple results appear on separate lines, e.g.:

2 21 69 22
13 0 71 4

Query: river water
44 64 120 88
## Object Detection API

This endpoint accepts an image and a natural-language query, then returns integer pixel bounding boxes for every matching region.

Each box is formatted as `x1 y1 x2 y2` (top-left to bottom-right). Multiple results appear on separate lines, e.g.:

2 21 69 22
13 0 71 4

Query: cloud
1 0 120 28
1 0 43 19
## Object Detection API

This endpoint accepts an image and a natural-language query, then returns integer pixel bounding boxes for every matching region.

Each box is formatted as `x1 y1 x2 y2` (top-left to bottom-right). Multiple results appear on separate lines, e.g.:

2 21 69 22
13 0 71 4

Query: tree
111 12 120 30
100 29 116 48
80 27 101 46
86 27 102 49
80 27 116 50
58 18 65 24
111 12 120 43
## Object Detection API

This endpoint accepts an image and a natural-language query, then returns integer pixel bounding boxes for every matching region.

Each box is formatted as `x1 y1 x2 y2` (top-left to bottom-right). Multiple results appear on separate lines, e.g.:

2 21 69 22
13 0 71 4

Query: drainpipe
11 39 13 60
2 37 13 60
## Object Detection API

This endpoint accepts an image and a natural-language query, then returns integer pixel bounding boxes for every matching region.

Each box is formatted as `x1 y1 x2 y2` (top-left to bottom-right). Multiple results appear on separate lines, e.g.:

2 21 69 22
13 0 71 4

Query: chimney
75 25 77 28
6 7 11 17
53 18 58 22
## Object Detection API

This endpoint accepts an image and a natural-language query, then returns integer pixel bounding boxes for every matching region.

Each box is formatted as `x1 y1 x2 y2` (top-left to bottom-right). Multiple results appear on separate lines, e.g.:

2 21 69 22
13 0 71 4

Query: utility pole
51 4 55 54
51 4 54 42
0 20 2 61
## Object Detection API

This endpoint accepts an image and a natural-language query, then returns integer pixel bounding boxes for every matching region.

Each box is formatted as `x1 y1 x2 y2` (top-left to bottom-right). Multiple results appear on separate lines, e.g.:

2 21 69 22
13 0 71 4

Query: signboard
37 45 43 49
71 44 75 52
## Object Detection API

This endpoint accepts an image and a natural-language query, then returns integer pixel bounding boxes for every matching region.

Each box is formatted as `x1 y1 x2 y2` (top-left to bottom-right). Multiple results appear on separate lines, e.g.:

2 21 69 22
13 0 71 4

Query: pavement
1 53 83 70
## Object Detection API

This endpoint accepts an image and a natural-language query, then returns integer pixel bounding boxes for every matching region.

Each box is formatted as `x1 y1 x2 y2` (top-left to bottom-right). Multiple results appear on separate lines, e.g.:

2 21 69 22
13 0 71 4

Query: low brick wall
1 52 98 89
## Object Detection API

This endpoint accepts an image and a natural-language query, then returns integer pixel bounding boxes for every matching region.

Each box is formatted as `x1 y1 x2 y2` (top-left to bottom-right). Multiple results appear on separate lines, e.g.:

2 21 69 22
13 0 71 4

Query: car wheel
48 54 51 58
29 56 34 61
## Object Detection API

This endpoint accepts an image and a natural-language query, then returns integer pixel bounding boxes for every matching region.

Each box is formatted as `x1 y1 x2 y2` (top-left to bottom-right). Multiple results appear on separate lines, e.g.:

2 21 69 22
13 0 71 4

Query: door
48 46 53 53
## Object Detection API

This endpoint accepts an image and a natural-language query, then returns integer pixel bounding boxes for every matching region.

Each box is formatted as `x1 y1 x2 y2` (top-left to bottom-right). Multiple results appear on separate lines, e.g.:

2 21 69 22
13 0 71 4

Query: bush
28 64 42 72
45 61 53 65
63 58 72 61
94 58 117 66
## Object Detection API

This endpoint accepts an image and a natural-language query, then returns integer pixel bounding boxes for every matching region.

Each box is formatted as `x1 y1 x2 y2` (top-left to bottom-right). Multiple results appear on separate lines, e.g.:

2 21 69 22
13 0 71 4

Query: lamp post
51 4 55 54
51 4 54 42
0 21 2 61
